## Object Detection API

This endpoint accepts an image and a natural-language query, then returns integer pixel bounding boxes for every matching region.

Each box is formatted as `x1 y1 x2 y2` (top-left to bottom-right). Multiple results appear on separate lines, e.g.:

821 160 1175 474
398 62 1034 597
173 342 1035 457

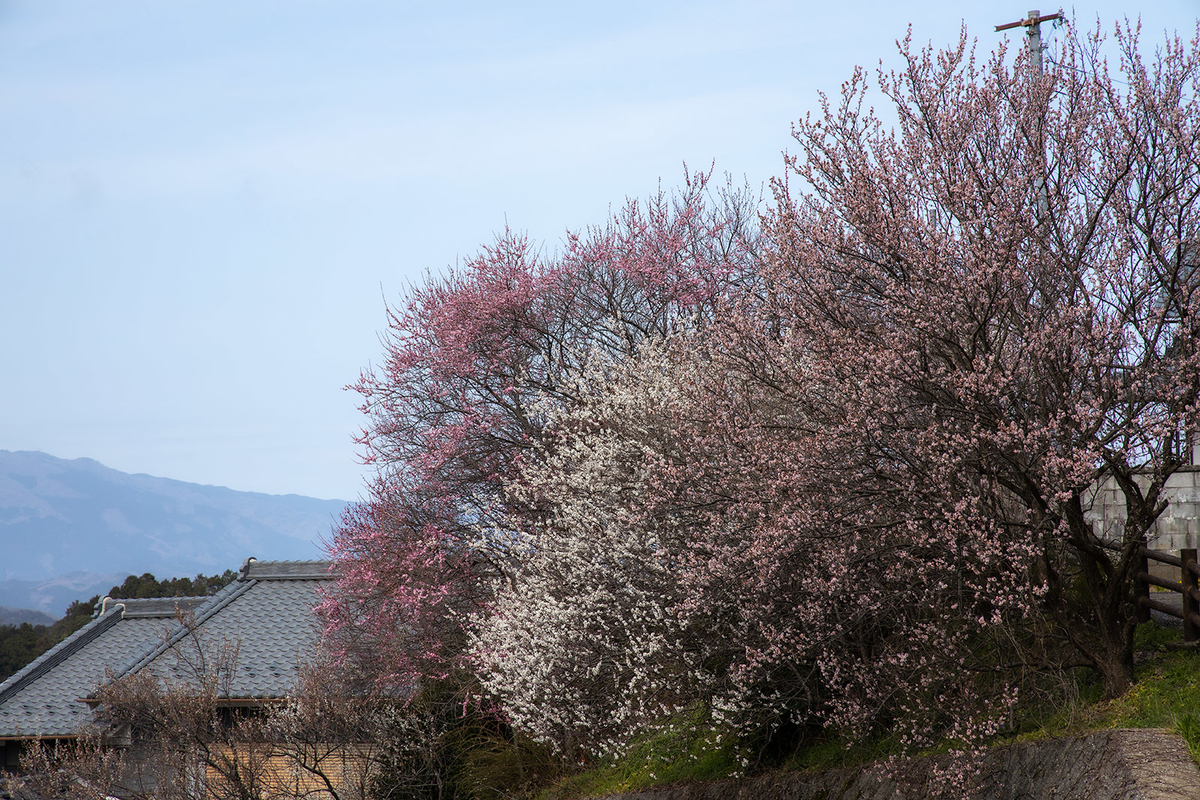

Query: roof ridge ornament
240 556 258 580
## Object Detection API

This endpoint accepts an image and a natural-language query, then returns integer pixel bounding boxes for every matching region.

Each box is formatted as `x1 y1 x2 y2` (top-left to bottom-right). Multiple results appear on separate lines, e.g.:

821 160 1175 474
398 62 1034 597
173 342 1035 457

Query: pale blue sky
2 1 1196 501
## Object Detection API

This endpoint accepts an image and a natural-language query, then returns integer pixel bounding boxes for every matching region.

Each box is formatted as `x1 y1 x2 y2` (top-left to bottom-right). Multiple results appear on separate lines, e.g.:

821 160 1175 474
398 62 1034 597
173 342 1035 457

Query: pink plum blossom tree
319 172 761 688
760 21 1200 701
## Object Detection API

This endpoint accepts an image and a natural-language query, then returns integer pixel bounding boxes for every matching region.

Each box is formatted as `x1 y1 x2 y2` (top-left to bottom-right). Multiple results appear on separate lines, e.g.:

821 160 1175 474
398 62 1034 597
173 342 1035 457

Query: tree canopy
322 18 1200 762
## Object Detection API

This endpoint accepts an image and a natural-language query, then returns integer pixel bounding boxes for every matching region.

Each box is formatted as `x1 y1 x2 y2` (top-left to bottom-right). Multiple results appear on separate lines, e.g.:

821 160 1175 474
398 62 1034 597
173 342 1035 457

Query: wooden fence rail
1134 546 1200 641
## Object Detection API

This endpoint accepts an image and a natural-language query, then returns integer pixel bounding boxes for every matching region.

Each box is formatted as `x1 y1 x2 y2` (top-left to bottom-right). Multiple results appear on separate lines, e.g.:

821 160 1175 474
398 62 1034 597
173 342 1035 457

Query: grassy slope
543 623 1200 799
1024 624 1200 760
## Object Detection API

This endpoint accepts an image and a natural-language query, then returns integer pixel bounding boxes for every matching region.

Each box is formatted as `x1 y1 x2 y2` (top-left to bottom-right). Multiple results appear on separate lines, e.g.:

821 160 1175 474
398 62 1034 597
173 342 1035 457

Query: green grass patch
542 716 909 799
1134 619 1186 652
541 714 741 799
780 730 903 774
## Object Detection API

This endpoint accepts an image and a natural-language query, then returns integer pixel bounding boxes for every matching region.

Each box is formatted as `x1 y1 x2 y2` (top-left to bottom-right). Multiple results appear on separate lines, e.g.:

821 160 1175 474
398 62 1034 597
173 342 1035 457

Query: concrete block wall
1084 467 1200 552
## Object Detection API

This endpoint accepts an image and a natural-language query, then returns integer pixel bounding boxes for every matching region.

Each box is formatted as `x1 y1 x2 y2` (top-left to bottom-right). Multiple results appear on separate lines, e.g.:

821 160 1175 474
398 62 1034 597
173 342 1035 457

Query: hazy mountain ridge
0 605 56 626
0 451 349 613
0 572 130 619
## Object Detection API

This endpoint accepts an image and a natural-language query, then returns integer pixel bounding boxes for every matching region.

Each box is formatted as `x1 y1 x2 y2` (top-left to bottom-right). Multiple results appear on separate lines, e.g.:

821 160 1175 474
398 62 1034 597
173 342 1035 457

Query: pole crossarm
995 10 1062 32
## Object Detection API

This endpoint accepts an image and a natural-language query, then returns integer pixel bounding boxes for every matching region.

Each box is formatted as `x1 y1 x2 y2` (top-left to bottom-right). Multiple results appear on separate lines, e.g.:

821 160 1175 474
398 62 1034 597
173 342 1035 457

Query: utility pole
996 9 1062 224
996 9 1062 77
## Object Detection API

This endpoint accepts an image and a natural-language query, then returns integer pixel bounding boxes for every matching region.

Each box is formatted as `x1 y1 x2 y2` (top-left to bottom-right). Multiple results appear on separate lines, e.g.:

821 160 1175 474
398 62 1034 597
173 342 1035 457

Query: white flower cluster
471 338 712 754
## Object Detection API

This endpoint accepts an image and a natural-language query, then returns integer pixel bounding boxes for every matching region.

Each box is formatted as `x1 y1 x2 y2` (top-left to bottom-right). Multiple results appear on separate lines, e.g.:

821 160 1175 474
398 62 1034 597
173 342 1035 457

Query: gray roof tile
0 598 206 738
0 560 337 738
112 561 335 700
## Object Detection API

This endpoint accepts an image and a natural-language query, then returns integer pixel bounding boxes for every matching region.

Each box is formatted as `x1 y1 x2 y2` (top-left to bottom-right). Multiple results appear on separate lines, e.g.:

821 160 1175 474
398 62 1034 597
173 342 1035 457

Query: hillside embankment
594 729 1200 800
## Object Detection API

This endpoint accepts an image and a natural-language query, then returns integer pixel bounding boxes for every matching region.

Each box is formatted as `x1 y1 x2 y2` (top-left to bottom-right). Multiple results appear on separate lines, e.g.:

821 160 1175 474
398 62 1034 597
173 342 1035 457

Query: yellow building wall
201 742 374 800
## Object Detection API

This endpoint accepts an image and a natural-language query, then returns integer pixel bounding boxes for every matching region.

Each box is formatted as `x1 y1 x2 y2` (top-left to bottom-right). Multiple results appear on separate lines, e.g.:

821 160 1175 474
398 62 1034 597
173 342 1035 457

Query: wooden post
1182 548 1198 642
1136 544 1151 624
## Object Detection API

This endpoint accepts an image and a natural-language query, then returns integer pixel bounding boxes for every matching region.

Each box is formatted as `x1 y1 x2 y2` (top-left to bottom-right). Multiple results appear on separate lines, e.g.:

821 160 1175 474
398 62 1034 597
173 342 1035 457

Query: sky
1 1 1197 502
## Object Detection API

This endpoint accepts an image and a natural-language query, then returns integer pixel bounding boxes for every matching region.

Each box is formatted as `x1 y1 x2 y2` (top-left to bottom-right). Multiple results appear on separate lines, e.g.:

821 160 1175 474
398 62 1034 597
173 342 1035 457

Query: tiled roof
110 559 335 700
0 559 337 740
0 597 207 738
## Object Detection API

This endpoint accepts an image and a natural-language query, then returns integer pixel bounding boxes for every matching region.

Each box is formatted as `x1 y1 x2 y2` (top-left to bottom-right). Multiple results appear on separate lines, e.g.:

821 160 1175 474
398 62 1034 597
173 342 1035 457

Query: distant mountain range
0 450 349 615
0 605 56 626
